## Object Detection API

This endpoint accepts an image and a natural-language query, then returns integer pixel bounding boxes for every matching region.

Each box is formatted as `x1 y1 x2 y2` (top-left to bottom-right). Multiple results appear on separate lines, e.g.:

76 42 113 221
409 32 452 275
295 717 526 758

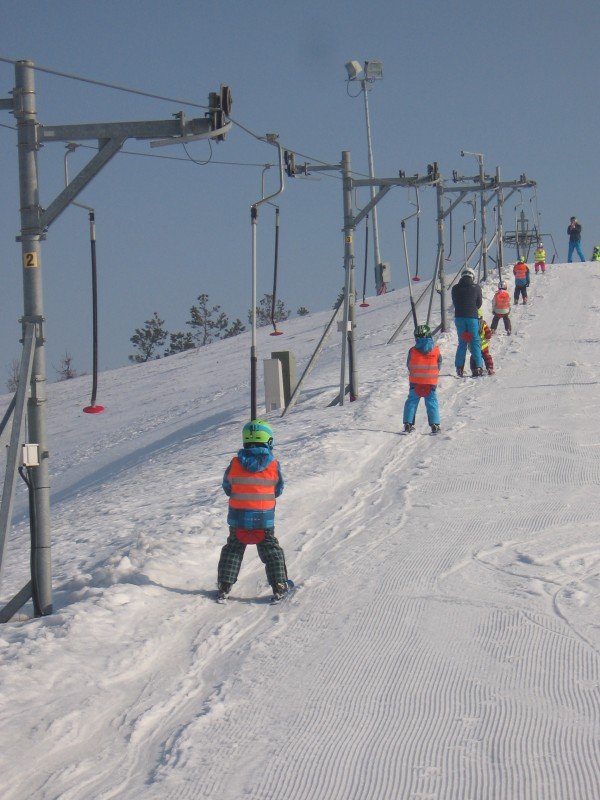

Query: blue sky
1 0 598 388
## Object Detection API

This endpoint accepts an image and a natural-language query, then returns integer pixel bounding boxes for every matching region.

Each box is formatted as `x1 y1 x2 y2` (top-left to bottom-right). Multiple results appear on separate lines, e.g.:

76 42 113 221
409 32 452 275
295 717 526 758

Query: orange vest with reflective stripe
493 289 510 314
408 345 440 386
513 262 528 280
228 457 278 512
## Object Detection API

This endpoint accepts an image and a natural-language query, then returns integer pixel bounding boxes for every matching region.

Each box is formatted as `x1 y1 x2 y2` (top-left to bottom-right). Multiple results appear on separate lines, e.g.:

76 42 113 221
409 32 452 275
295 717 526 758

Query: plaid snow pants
218 527 287 587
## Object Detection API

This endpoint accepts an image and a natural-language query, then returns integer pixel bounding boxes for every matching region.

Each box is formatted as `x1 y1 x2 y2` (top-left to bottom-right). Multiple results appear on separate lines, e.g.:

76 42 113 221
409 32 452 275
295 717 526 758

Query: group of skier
217 217 597 601
401 243 548 436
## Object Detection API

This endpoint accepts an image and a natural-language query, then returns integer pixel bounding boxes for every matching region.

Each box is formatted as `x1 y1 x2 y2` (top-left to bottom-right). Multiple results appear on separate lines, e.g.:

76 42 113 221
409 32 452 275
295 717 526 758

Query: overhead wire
0 55 371 182
0 55 210 109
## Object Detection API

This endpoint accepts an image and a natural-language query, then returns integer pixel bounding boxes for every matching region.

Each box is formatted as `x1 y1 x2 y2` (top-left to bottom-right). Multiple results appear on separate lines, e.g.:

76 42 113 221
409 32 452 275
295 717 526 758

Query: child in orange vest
217 419 288 602
491 281 512 334
513 259 530 304
469 310 494 375
403 324 442 434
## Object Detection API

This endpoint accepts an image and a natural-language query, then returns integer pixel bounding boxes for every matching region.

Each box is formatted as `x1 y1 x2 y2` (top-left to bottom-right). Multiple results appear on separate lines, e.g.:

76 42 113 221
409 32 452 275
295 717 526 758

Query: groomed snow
1 263 600 799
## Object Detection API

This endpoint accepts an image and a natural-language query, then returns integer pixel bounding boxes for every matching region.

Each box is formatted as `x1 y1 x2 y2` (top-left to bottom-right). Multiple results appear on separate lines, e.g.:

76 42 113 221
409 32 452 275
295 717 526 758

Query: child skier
592 245 600 262
491 280 512 334
534 242 546 274
217 419 289 602
469 309 494 375
403 323 442 434
513 258 530 304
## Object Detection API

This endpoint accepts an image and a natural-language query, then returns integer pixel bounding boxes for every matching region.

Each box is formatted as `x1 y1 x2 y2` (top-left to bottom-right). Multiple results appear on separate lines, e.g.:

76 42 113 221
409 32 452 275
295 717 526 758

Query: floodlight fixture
461 149 484 166
364 59 383 80
345 60 363 80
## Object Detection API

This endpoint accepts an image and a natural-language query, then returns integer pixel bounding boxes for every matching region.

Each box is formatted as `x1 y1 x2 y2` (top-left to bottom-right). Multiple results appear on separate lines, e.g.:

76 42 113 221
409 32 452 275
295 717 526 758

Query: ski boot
456 366 464 377
487 368 495 375
271 581 289 603
216 582 231 603
474 367 484 377
430 424 441 434
404 422 415 433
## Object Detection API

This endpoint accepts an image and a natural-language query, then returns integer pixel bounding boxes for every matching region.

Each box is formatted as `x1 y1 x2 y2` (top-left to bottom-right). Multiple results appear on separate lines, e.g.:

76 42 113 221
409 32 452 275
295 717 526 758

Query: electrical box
380 262 391 283
337 321 352 333
21 443 40 467
271 351 297 406
264 359 285 411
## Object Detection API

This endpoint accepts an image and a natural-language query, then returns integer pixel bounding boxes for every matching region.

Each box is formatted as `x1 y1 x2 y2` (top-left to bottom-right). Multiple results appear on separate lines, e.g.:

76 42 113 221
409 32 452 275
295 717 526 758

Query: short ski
215 578 296 605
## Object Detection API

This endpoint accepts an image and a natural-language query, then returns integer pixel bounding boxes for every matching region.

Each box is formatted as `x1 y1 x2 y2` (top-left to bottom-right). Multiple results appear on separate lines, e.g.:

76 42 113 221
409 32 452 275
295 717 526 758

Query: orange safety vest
408 345 440 386
493 289 510 315
513 262 528 280
228 457 279 512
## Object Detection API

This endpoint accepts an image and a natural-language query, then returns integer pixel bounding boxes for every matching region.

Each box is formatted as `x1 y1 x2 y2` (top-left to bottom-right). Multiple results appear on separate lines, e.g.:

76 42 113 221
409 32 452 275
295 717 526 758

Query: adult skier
567 216 585 263
403 323 442 434
451 266 483 377
217 419 289 602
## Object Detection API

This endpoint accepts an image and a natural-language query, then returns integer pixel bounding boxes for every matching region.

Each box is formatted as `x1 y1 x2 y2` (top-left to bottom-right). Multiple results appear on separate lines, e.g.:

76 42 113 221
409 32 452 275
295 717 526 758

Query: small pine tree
223 318 246 338
56 352 78 381
297 306 310 316
129 312 168 363
164 331 195 356
7 358 20 393
249 293 291 327
187 293 229 346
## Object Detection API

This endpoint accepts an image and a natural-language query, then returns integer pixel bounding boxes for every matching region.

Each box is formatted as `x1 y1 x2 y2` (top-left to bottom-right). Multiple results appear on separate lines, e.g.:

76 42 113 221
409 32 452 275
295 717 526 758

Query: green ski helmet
414 323 431 338
242 419 274 448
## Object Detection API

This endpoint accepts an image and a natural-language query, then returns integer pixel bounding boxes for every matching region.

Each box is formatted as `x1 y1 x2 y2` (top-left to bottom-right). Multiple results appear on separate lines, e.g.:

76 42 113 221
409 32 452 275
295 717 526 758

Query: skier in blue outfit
450 266 483 377
403 324 442 434
567 216 585 263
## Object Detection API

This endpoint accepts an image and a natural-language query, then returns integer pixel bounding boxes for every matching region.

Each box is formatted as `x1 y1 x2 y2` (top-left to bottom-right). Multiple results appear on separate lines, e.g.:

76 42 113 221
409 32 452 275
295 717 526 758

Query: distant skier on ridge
567 216 585 263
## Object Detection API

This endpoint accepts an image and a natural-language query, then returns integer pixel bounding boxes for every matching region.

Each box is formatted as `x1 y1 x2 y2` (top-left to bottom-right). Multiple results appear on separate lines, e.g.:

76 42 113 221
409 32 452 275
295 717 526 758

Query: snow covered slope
1 264 600 799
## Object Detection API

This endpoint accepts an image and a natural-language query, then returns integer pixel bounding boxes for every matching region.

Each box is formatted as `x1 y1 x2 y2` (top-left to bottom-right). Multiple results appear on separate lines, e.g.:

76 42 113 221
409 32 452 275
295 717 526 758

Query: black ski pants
218 527 287 588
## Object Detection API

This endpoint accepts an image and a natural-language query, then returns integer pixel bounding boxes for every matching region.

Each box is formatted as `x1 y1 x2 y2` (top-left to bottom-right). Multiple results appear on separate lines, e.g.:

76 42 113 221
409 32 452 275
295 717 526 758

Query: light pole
345 59 388 294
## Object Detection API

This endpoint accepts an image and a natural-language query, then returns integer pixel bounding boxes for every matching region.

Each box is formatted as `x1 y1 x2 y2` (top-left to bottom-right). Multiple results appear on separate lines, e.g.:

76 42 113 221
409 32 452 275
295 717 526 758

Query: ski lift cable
400 217 418 328
413 187 422 281
270 206 284 335
360 214 370 307
63 144 104 414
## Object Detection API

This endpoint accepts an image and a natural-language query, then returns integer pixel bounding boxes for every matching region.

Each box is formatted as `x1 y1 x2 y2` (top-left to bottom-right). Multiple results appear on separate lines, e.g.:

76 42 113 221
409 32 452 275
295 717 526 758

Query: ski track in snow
2 266 600 799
